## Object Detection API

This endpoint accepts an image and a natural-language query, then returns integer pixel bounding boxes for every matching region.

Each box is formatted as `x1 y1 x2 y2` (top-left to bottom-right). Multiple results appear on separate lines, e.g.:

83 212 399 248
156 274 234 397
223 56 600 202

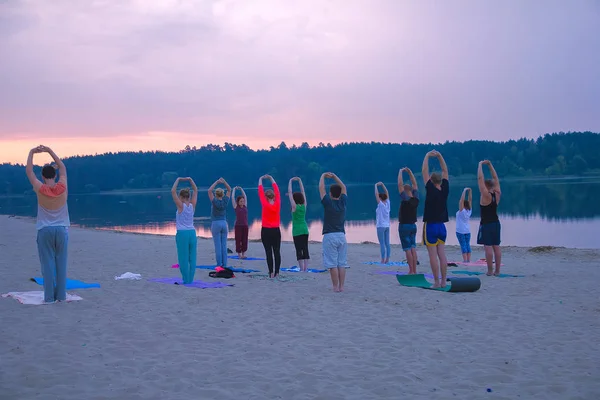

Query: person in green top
288 177 310 272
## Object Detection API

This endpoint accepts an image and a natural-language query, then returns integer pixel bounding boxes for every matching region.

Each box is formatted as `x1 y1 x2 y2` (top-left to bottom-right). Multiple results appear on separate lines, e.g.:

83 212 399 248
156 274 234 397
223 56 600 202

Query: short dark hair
330 184 342 198
378 193 388 201
293 192 305 204
41 165 56 180
430 172 442 185
463 200 471 210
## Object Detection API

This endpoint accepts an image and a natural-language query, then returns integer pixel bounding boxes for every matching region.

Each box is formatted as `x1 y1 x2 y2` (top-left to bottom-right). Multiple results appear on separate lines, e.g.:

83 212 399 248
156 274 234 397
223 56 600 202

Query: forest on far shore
1 131 598 195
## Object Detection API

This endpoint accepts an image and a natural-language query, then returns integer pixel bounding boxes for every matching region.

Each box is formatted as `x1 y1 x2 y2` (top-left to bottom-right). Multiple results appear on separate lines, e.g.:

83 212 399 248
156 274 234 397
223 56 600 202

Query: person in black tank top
477 160 502 276
398 167 420 274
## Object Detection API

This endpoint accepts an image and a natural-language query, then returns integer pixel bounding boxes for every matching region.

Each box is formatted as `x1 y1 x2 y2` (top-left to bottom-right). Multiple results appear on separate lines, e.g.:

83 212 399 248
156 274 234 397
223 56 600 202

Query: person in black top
421 150 450 288
477 160 502 276
398 167 420 274
319 172 348 292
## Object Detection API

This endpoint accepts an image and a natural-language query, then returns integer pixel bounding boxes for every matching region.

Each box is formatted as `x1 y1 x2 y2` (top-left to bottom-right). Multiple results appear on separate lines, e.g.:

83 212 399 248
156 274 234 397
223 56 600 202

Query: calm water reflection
1 177 599 249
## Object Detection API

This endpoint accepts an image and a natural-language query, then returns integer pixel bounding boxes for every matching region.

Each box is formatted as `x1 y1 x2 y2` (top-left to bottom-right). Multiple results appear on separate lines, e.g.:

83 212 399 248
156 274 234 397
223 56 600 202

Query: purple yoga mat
148 277 233 289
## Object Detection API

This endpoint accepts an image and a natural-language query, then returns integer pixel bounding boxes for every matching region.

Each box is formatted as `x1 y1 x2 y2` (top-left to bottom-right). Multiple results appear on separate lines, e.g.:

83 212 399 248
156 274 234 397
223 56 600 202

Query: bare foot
486 272 493 276
432 282 441 288
381 259 385 264
339 286 344 292
440 281 447 288
384 258 389 264
333 287 340 292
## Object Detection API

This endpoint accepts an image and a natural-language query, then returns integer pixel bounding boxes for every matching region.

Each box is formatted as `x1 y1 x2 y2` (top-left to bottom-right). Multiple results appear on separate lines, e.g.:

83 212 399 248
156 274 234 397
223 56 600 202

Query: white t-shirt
376 200 391 228
176 203 195 230
455 209 472 234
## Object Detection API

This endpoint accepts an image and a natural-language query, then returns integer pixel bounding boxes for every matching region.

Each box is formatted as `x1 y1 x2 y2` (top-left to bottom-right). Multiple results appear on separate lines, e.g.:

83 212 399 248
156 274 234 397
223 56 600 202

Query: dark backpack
209 268 235 279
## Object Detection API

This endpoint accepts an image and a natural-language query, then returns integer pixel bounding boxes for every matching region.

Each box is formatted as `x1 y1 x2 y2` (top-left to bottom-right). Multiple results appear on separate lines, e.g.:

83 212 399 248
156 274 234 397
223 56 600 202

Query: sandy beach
1 215 599 400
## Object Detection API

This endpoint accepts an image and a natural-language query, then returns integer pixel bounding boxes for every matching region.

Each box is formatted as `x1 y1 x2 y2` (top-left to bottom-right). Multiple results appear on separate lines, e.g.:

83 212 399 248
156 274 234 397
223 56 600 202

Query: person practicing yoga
422 150 450 288
258 174 282 278
456 187 473 262
477 160 502 276
171 177 198 284
319 172 349 292
374 182 391 264
398 167 420 275
231 186 249 259
288 177 310 272
208 178 231 268
26 145 71 303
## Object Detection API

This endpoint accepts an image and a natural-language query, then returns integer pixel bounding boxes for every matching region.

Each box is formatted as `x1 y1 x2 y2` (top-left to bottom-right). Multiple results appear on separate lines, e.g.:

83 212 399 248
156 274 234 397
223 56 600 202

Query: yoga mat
280 266 327 273
31 277 100 289
373 271 437 280
362 261 408 267
247 274 308 282
450 260 505 267
228 256 265 261
2 291 83 305
396 274 481 292
451 270 524 278
171 264 259 273
148 277 233 288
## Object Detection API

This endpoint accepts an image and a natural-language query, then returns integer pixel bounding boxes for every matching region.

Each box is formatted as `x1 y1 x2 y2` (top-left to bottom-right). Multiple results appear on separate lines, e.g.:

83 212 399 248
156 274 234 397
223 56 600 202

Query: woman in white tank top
171 177 198 284
375 182 391 264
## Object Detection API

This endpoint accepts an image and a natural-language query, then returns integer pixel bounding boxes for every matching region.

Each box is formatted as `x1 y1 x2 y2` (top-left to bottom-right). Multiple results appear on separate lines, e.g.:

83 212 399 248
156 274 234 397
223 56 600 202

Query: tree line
1 131 599 195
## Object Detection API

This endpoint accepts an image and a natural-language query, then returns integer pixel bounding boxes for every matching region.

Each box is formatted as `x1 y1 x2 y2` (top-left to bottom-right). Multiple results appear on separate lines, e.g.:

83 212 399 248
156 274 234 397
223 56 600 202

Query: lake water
1 177 599 249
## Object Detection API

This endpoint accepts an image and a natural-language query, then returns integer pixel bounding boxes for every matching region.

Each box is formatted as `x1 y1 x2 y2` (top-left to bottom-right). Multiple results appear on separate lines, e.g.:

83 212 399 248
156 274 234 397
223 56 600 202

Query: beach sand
1 215 599 400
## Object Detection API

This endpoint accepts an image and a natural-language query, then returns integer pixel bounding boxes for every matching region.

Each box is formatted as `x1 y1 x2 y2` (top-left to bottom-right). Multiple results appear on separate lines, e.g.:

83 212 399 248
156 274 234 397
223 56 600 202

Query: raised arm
330 172 347 195
435 151 449 180
221 178 232 197
288 178 297 212
241 187 247 207
298 178 306 209
381 182 389 197
477 161 487 194
26 147 43 191
42 146 66 182
208 179 219 201
258 175 267 205
468 187 473 205
188 177 198 208
406 168 418 190
319 173 327 199
397 168 405 193
231 187 238 209
171 178 183 212
459 188 467 211
486 161 500 193
374 183 381 203
422 151 433 184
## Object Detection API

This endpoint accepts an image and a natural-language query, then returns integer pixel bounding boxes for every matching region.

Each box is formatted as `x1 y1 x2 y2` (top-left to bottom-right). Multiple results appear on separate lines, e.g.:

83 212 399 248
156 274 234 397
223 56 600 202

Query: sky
1 0 599 164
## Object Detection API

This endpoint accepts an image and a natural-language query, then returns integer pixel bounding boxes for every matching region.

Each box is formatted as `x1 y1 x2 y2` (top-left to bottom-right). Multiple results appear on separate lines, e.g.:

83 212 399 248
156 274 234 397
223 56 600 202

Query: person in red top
258 174 281 278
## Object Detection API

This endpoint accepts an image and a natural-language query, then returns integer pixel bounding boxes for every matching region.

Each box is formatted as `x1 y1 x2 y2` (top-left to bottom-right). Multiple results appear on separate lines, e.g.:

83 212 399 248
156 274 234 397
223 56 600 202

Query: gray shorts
322 232 349 269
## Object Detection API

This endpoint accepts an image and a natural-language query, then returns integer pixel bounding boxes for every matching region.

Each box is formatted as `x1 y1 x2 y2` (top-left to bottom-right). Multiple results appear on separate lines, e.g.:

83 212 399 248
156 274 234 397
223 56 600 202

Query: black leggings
293 234 310 261
261 227 281 275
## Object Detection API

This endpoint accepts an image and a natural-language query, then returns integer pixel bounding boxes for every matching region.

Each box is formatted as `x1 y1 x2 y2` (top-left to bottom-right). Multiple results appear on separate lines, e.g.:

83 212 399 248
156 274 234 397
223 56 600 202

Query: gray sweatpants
37 226 69 303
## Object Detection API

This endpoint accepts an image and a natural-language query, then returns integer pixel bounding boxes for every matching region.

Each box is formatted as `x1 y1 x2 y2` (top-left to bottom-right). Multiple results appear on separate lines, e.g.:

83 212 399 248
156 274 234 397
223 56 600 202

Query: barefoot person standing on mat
171 177 198 284
232 186 249 259
374 182 391 264
477 160 502 276
422 150 450 288
456 187 473 263
319 172 349 292
208 178 231 268
258 174 282 278
398 167 419 275
288 177 310 272
26 145 71 303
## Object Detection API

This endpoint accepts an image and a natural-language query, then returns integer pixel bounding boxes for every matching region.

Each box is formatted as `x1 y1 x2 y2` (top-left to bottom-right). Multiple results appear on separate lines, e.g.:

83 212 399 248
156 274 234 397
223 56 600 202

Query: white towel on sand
1 291 83 305
114 272 142 280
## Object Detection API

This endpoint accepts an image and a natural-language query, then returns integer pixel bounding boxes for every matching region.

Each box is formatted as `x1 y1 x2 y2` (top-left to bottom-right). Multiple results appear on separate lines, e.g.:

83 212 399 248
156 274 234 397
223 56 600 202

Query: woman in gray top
208 178 231 267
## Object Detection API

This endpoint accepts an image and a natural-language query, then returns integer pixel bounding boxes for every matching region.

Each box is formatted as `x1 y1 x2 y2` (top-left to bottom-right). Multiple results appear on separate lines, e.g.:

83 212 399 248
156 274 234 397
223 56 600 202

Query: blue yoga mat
195 265 260 273
228 256 265 261
31 277 101 289
280 266 328 273
362 261 408 267
451 270 525 278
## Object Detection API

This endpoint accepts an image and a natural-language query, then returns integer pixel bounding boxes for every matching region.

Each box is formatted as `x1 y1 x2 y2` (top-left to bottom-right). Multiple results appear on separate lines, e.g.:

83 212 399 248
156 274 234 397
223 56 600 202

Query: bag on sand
209 267 235 279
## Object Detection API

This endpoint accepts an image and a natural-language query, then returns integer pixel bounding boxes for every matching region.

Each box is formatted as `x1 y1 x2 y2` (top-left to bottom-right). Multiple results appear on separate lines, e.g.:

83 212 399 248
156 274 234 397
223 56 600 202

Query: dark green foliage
1 132 598 194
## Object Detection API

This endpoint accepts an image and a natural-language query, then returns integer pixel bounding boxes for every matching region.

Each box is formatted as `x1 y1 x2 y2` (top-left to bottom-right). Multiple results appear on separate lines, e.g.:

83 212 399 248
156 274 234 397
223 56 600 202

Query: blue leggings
456 232 472 254
377 227 391 260
37 226 69 303
176 230 197 284
211 220 229 267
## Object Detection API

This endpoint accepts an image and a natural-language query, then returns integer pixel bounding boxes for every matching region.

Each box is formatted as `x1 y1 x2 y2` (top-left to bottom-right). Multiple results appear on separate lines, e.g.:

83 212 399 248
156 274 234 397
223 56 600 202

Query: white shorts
322 232 349 269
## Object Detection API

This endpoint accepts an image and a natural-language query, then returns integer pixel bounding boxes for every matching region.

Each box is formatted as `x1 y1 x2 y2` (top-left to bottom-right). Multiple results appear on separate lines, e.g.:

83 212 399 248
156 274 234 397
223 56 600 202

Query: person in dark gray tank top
477 160 502 276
